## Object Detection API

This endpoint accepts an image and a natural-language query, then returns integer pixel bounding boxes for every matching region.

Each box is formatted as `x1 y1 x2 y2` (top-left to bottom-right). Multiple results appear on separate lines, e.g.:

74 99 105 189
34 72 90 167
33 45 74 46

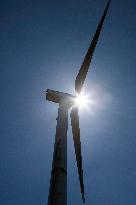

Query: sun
74 93 90 109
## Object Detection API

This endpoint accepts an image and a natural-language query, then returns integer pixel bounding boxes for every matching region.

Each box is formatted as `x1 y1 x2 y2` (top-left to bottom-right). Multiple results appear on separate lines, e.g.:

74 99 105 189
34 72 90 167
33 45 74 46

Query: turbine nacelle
46 89 75 107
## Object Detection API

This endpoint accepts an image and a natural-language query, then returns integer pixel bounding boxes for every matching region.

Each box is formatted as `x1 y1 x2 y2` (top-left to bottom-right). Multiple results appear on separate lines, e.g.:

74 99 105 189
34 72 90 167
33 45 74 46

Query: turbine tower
46 1 111 205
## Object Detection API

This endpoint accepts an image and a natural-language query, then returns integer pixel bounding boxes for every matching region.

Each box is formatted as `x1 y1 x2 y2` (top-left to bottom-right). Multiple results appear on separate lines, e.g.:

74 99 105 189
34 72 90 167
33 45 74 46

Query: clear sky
1 0 136 204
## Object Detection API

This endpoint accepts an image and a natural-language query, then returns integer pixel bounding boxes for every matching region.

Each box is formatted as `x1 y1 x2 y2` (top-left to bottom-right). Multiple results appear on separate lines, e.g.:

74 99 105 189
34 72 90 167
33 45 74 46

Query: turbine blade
70 107 85 203
75 1 111 94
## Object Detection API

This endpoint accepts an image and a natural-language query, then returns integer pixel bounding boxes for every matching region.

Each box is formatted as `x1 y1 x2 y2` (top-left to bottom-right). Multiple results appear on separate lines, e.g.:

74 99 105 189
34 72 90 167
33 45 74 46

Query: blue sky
0 0 136 204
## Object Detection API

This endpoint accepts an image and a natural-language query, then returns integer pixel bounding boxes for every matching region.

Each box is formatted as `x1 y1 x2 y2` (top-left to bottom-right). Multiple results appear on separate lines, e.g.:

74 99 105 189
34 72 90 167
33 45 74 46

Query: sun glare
74 93 90 109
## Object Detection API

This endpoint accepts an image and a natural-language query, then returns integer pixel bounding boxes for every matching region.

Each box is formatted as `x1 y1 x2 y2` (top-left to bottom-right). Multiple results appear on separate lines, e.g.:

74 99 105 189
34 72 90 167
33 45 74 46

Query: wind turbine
46 1 111 205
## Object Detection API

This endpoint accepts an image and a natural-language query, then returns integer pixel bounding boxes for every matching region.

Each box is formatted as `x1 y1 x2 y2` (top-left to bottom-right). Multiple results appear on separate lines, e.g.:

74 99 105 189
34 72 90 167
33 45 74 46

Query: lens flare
74 93 90 109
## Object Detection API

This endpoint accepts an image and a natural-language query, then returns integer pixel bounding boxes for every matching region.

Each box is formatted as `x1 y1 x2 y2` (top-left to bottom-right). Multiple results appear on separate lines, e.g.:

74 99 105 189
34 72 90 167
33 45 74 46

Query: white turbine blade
70 107 85 203
75 0 111 94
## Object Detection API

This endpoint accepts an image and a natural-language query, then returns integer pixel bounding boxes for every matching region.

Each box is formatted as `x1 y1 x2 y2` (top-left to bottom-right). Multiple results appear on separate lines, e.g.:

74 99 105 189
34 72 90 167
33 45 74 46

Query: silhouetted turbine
46 1 111 205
